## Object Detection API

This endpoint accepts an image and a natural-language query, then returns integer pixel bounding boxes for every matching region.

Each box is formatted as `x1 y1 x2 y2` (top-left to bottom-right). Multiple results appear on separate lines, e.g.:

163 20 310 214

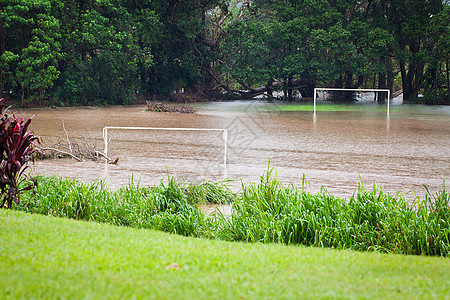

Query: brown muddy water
18 101 450 199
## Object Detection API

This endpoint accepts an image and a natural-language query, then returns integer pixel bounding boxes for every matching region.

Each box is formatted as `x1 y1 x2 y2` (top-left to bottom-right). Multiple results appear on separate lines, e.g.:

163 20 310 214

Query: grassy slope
1 210 449 299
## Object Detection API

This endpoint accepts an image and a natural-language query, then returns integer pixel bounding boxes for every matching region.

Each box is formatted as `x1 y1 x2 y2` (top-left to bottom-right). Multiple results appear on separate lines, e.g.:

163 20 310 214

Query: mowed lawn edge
1 210 449 299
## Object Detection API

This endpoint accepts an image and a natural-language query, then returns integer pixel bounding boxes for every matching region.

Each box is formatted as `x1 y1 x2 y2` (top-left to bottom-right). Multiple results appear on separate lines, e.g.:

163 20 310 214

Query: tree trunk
447 59 449 90
21 85 25 104
400 59 413 102
287 75 293 100
387 60 395 95
297 78 316 98
413 61 424 95
402 40 424 102
267 78 273 96
343 71 354 89
372 74 377 101
354 75 364 89
377 72 387 103
429 67 437 89
335 74 344 88
0 14 5 97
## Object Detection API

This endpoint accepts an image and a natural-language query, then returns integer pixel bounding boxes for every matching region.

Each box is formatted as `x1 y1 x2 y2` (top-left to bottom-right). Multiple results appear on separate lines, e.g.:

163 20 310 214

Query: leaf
0 98 38 208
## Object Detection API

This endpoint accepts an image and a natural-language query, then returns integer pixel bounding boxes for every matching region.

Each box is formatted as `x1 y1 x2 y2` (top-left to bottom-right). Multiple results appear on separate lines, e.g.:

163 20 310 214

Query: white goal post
313 88 391 115
103 127 228 166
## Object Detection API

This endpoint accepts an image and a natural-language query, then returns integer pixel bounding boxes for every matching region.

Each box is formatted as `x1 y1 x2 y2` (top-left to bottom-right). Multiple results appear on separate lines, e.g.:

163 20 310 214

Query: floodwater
19 100 450 199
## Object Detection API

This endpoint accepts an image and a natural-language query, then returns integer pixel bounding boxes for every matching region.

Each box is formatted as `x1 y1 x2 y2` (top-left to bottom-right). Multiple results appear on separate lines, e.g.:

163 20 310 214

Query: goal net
102 127 228 168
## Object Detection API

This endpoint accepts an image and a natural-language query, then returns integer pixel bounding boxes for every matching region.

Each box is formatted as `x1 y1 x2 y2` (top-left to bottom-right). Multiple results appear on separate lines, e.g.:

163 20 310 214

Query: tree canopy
0 0 448 105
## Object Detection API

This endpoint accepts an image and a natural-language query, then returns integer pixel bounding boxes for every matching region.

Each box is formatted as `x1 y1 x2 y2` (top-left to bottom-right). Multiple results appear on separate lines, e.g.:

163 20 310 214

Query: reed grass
185 180 236 205
214 166 449 256
17 176 215 237
14 167 449 256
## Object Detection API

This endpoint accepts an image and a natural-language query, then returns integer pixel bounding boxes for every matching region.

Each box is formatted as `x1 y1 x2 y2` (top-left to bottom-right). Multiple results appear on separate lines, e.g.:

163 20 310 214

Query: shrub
15 168 450 257
215 166 449 256
0 98 39 208
17 176 209 237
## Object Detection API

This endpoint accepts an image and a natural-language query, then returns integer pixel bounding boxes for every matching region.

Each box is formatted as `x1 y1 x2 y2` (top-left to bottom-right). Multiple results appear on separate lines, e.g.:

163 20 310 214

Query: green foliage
213 165 449 256
219 16 278 87
1 0 61 103
13 167 450 257
185 180 236 205
219 0 447 102
2 1 447 104
219 0 399 98
16 175 236 237
51 1 158 105
386 0 447 102
1 0 226 105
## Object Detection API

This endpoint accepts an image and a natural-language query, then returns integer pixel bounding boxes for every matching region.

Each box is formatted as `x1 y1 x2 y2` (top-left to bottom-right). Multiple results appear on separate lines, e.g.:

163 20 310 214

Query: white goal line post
313 88 391 115
102 127 228 166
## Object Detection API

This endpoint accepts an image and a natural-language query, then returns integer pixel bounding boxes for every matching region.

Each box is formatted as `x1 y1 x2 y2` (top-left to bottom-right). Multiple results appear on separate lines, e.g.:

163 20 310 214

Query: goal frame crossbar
313 88 391 115
103 126 228 166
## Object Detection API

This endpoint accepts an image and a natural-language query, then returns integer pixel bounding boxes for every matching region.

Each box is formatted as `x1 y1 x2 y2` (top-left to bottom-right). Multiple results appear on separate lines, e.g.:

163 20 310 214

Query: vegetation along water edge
12 165 449 257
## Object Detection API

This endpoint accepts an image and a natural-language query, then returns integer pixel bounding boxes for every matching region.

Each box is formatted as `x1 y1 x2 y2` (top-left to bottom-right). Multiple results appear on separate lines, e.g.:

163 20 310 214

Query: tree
219 14 279 89
219 0 396 100
138 0 229 97
385 0 446 102
52 0 159 105
1 0 61 103
219 0 446 103
421 4 449 103
1 0 447 105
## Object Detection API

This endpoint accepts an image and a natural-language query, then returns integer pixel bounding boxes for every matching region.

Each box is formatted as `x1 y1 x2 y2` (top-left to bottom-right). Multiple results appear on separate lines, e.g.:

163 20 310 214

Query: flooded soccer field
20 101 450 198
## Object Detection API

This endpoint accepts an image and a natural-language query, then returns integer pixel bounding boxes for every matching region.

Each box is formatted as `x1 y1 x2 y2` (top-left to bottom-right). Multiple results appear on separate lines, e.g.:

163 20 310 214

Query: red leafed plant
0 98 39 208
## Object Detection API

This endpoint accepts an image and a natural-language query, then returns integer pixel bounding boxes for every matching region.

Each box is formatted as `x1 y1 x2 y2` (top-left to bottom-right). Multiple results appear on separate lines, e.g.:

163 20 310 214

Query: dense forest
0 0 449 106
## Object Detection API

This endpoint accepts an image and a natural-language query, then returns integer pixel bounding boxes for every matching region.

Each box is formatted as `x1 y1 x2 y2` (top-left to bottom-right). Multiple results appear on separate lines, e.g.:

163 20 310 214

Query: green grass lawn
1 210 449 299
273 103 394 112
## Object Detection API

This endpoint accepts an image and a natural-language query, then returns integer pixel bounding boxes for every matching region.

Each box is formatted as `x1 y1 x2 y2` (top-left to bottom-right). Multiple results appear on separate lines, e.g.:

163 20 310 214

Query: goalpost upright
313 88 391 115
102 127 228 167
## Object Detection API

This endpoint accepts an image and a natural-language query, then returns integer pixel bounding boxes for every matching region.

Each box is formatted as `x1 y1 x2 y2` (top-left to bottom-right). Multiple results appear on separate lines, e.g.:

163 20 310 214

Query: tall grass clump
184 180 236 205
216 166 449 256
16 176 212 237
12 169 449 257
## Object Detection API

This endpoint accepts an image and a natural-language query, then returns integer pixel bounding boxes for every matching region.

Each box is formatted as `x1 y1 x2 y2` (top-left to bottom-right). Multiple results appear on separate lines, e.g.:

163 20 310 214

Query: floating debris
146 102 196 114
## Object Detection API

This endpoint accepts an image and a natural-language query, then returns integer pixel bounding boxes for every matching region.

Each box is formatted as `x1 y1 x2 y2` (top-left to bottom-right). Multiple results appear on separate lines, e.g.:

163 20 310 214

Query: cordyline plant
0 98 39 208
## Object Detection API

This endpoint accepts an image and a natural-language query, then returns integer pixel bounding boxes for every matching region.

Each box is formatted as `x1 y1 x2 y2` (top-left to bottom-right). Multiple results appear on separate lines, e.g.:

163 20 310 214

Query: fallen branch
62 121 73 154
95 151 119 164
37 147 83 162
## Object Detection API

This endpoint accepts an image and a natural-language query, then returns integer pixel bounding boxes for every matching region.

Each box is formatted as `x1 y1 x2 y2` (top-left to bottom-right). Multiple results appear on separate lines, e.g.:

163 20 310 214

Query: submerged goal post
103 127 228 166
313 88 391 115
